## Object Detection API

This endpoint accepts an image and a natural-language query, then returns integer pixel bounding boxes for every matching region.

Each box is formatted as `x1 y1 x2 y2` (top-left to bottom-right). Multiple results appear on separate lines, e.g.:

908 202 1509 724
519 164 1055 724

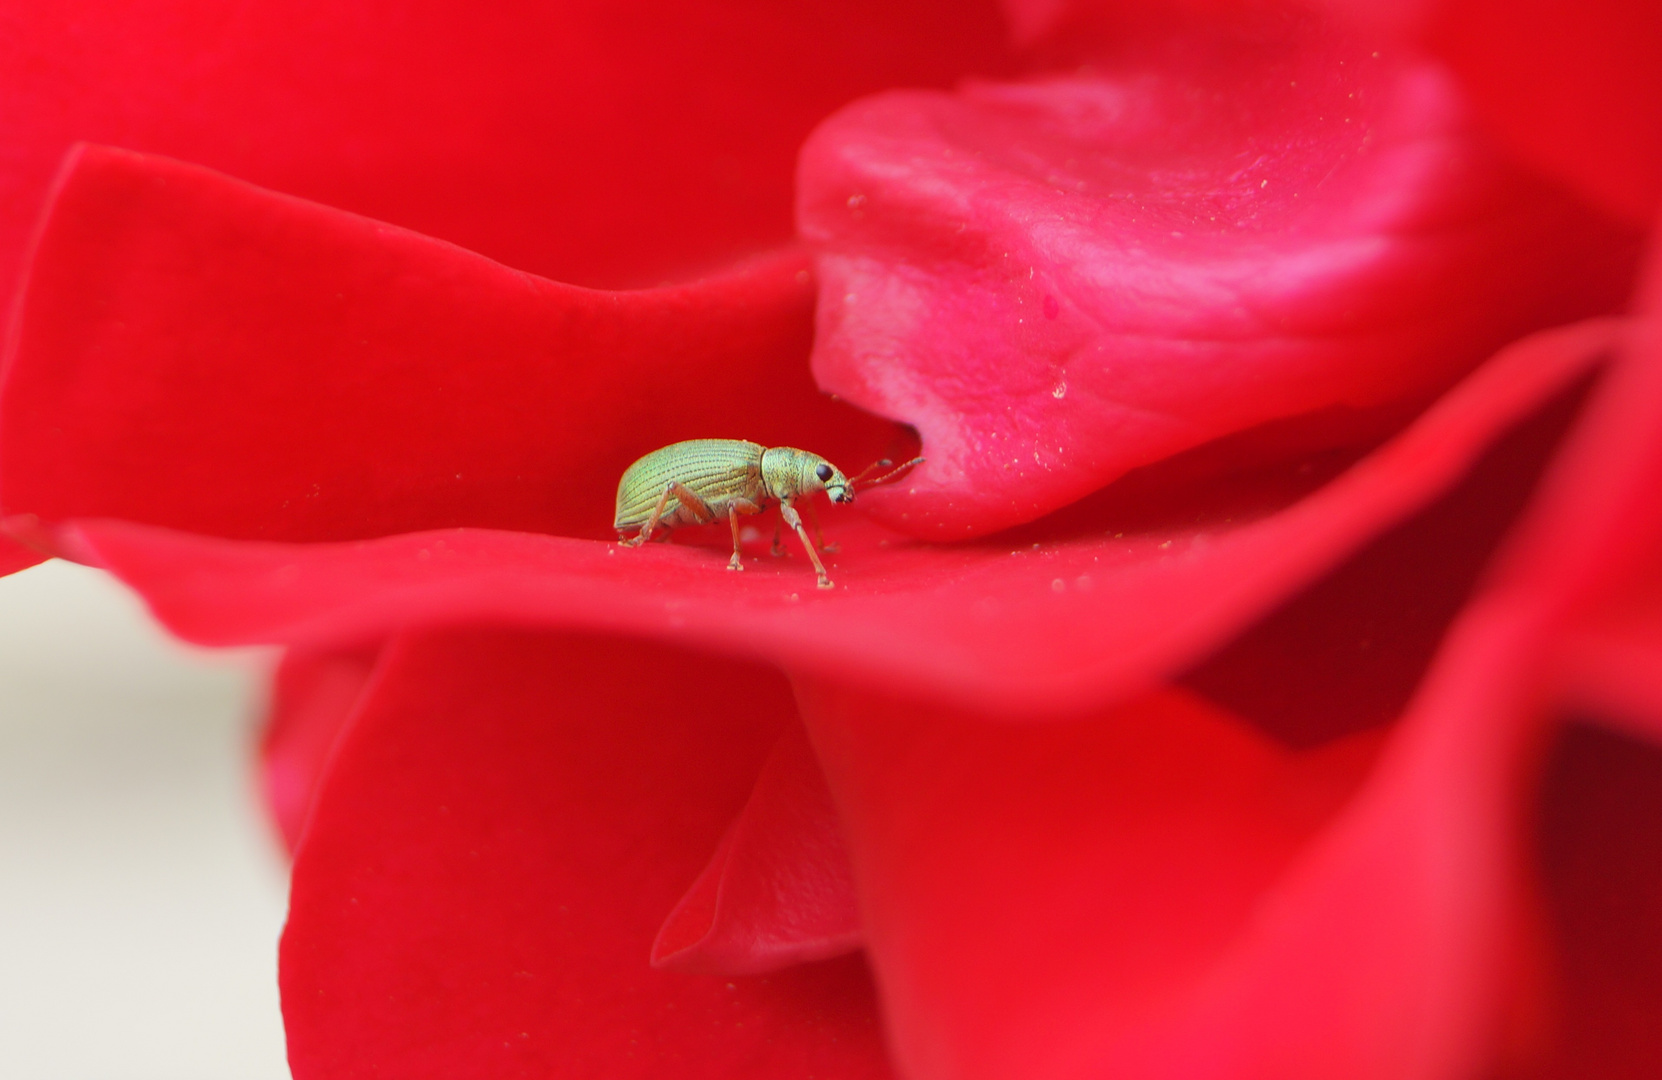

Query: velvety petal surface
0 0 1013 296
798 7 1637 537
1316 0 1662 225
281 629 889 1080
0 147 905 543
45 319 1614 717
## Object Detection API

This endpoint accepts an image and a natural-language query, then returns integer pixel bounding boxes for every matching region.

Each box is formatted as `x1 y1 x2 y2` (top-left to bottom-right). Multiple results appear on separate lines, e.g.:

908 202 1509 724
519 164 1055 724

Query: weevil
614 439 920 589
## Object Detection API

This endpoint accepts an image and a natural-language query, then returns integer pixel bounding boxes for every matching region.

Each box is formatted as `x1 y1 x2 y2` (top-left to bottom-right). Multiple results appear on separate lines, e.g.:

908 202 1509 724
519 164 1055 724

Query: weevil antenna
848 458 892 486
851 456 925 492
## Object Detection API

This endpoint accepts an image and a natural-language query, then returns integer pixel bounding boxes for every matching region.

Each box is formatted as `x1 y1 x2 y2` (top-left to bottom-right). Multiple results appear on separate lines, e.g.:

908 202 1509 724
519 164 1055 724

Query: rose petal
0 146 904 543
1560 598 1662 744
0 0 1014 296
1318 0 1662 226
1475 222 1662 743
798 676 1530 1080
795 682 1381 1080
799 554 1562 1080
260 646 383 852
653 721 862 976
0 535 43 578
50 318 1615 717
1179 368 1590 748
798 9 1638 537
1535 722 1662 1078
282 629 890 1079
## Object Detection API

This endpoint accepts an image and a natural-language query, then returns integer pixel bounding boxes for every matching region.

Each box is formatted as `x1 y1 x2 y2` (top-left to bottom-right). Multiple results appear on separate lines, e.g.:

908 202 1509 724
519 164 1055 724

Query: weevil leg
667 482 718 525
804 500 839 554
770 521 787 558
629 480 712 545
781 500 833 589
727 505 745 571
724 498 763 570
627 481 680 545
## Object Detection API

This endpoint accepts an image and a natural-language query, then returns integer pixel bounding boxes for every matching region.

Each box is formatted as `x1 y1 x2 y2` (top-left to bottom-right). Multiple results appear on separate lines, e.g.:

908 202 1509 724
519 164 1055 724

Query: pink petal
0 146 904 542
798 9 1638 537
50 318 1617 717
260 646 383 852
0 0 1014 297
652 721 862 976
1319 0 1662 226
281 630 888 1079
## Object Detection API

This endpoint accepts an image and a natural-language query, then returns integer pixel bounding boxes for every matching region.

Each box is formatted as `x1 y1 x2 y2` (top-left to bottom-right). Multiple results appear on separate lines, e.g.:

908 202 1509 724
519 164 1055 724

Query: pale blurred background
0 560 291 1078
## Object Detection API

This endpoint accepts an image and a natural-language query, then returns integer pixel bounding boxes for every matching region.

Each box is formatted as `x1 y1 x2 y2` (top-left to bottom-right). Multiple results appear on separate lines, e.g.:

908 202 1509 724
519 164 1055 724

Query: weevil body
615 439 855 588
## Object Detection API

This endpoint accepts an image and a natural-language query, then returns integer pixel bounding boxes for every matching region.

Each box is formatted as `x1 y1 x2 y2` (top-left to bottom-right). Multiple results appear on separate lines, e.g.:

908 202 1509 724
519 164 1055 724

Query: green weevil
613 439 920 589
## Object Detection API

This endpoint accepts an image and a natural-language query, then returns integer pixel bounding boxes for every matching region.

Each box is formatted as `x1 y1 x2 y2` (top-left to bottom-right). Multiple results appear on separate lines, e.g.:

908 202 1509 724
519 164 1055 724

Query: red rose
3 1 1661 1077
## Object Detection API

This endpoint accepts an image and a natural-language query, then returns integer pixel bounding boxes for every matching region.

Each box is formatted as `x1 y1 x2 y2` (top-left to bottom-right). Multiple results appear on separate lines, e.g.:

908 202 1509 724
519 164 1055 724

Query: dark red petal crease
0 0 1014 296
1535 722 1662 1079
1560 592 1662 744
653 721 862 976
0 146 902 543
281 629 889 1080
49 319 1617 717
799 9 1638 537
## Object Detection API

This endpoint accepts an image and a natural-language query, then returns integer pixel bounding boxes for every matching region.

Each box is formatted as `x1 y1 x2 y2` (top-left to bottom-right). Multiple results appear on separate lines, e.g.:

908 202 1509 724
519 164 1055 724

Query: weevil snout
829 485 854 505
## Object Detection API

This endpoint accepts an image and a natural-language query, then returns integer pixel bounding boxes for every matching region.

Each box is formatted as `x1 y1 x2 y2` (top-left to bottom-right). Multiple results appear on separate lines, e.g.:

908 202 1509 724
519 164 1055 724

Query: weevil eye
815 463 833 482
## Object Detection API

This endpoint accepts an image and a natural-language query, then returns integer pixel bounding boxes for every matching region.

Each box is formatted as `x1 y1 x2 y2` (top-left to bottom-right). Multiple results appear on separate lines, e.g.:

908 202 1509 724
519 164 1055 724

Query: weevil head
762 447 854 505
816 458 855 504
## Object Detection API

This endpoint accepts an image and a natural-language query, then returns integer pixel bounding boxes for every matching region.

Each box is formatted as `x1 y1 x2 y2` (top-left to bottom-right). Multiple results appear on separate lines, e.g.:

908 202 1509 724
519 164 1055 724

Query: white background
0 560 290 1078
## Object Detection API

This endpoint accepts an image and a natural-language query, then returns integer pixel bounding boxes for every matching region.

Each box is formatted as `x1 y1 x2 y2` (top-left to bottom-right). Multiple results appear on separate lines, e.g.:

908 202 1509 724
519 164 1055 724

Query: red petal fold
0 146 901 543
1474 221 1662 744
0 0 1014 297
53 319 1616 717
799 9 1638 538
653 721 862 976
260 646 383 853
281 629 889 1080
